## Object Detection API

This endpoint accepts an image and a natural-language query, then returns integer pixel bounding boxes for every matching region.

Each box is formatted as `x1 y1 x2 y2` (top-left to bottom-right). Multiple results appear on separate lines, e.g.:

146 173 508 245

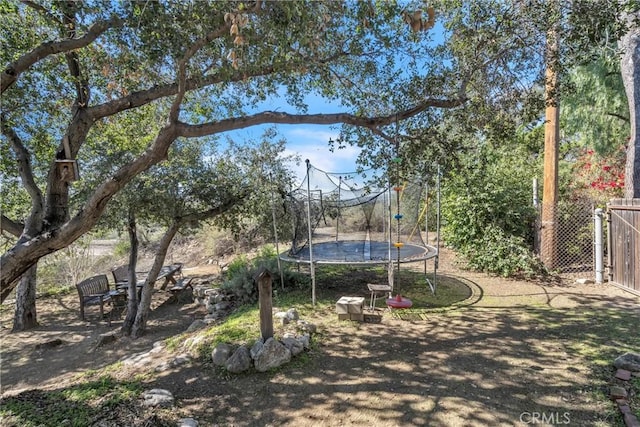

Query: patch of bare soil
2 247 639 426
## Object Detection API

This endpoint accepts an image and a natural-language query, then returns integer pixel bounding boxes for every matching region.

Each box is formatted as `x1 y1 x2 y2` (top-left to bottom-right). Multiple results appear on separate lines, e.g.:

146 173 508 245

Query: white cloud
283 126 362 175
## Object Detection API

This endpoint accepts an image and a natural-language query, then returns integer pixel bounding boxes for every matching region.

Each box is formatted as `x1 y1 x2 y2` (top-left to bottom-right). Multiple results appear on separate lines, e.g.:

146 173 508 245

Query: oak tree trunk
121 210 139 336
131 222 180 338
621 9 640 198
12 265 39 332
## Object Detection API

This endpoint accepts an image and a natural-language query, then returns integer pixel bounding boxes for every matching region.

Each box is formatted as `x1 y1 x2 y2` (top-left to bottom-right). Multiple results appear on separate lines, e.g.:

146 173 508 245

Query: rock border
611 353 640 427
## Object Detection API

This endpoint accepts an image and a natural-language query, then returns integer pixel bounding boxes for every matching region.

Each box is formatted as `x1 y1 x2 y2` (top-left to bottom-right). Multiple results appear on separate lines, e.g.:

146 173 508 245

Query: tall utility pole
541 13 560 269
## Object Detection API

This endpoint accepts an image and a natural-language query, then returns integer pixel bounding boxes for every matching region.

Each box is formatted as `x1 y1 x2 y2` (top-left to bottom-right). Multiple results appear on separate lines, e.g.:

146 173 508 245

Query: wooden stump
255 268 273 340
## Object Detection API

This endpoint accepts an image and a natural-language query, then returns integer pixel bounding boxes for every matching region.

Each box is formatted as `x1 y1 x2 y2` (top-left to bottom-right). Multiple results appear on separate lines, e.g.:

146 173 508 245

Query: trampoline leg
425 277 435 294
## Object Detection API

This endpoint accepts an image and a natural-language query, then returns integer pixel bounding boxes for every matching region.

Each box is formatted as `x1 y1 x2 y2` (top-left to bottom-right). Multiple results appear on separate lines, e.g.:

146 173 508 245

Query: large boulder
225 345 252 374
254 338 291 372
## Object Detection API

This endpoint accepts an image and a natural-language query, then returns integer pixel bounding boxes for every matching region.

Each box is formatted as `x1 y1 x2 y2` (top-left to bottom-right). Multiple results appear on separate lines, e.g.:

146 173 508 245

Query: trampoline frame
278 240 438 265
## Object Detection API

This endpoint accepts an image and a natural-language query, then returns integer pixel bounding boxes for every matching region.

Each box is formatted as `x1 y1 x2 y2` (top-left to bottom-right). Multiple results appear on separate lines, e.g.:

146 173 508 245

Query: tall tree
564 0 638 197
6 0 635 301
120 134 294 337
620 6 640 198
561 58 629 154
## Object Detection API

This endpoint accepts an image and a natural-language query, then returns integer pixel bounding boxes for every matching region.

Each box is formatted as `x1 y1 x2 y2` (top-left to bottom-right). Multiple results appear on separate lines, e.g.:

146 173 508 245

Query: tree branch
176 96 467 138
178 188 251 224
1 16 120 94
61 2 90 109
169 25 230 123
0 114 44 208
1 215 24 238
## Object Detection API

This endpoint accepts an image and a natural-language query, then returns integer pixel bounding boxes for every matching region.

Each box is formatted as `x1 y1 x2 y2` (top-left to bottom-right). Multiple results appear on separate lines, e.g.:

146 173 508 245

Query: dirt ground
1 247 639 426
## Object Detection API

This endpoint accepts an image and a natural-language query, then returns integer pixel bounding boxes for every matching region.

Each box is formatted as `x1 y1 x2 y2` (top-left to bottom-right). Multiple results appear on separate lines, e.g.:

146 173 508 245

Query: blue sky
226 91 366 182
224 20 448 183
227 119 361 184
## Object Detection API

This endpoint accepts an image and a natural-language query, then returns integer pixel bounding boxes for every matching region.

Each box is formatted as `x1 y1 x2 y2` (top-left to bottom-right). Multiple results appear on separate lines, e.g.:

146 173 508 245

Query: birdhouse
56 136 80 182
56 159 80 182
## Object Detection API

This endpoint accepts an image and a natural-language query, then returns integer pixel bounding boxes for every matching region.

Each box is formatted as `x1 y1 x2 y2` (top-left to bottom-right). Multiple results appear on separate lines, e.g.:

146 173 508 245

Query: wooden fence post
255 267 273 340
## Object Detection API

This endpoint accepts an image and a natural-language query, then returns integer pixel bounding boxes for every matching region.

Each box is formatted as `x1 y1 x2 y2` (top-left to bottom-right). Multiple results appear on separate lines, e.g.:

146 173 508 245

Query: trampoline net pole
305 159 316 306
387 184 393 290
270 180 285 291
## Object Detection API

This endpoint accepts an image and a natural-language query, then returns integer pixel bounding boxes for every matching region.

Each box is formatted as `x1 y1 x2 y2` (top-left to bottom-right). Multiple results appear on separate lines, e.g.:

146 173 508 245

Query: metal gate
607 198 640 295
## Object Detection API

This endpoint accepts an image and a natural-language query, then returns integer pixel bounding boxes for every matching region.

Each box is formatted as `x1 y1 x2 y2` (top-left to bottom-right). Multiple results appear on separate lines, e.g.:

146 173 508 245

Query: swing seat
386 294 412 309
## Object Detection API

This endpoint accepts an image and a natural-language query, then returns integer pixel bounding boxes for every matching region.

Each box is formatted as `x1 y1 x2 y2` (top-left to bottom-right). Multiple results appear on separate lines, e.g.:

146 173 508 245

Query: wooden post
255 267 273 341
541 17 559 269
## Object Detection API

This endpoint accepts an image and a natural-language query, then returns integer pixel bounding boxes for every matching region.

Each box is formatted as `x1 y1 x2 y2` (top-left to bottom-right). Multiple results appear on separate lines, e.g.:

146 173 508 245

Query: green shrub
113 240 130 257
441 141 545 278
458 224 546 277
221 249 308 305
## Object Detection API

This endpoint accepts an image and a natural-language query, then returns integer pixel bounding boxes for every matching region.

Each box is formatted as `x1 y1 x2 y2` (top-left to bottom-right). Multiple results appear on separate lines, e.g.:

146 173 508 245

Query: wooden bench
169 277 193 303
76 274 111 322
111 264 130 288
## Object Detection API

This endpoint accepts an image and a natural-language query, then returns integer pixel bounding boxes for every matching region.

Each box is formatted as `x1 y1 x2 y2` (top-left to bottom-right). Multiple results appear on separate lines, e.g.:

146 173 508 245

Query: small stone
215 301 230 311
281 337 304 356
178 418 199 427
211 343 231 366
610 385 628 400
171 354 191 367
618 403 631 415
297 320 317 334
250 338 264 359
615 353 640 373
225 345 252 374
142 388 174 407
186 319 206 333
298 334 311 349
286 308 299 321
575 278 594 284
616 369 632 381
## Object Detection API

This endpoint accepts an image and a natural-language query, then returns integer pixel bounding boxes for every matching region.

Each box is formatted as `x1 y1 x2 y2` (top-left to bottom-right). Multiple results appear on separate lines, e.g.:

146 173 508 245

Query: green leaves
441 140 544 278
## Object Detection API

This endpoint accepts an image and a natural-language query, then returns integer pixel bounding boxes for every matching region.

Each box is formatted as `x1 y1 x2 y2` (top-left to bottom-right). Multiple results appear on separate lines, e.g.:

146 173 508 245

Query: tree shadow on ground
2 267 638 426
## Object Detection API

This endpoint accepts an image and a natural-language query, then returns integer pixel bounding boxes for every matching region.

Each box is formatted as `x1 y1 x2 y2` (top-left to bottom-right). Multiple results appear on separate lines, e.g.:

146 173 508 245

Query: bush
442 142 545 278
458 225 546 278
221 246 308 305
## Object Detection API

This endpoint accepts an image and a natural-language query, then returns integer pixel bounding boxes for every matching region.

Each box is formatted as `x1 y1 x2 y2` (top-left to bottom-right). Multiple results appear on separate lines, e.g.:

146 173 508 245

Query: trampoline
279 240 438 265
274 160 442 305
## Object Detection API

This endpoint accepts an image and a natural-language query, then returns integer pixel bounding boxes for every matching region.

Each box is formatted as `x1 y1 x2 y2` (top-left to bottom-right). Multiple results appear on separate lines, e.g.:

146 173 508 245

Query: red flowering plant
570 145 625 205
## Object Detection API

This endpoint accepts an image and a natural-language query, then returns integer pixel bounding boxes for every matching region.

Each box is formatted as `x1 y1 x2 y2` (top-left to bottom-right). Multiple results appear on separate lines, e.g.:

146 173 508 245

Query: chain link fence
535 199 596 277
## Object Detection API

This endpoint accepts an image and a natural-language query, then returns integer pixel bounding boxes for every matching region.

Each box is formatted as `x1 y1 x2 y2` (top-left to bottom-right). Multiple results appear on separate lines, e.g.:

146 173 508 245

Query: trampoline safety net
281 161 437 265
